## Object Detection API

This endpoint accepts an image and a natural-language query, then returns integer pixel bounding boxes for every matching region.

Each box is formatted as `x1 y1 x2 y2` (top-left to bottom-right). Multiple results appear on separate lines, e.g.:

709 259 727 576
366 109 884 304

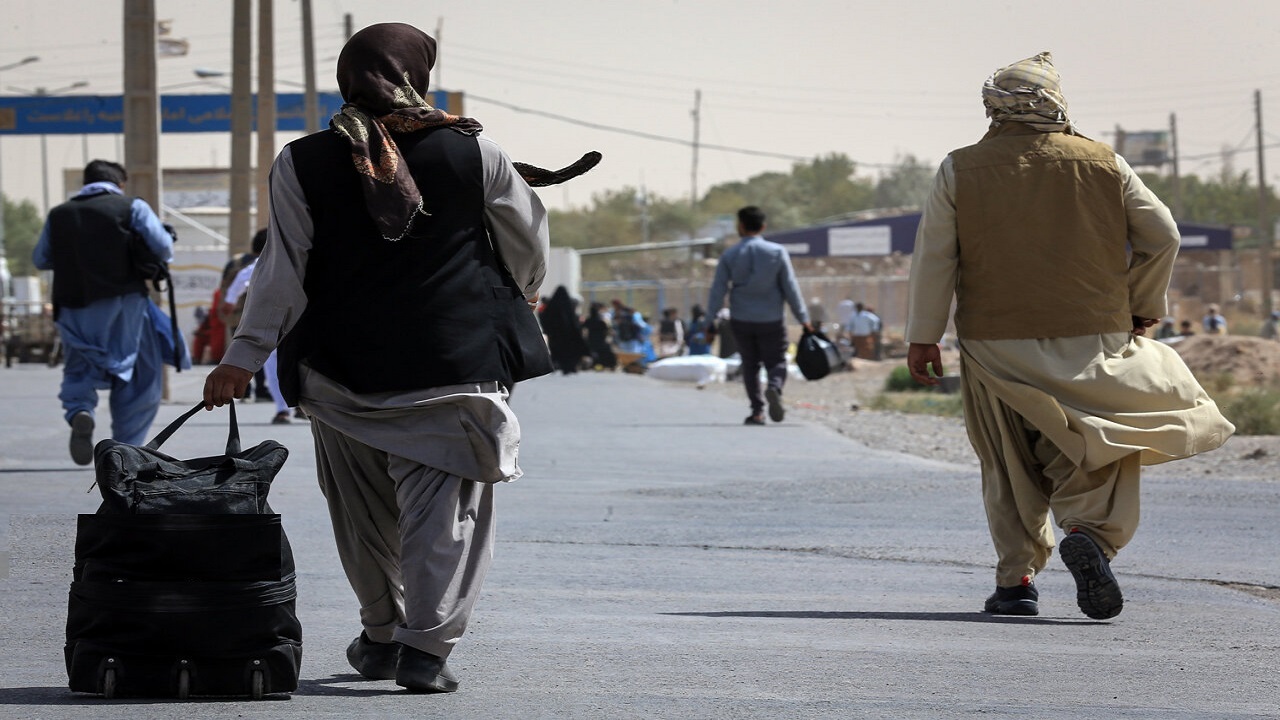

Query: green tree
873 154 936 210
2 195 45 277
545 152 937 282
1138 168 1279 237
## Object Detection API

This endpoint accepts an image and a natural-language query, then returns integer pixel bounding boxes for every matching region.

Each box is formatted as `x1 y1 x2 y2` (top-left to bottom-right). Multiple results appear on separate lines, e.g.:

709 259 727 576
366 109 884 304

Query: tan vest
950 123 1131 340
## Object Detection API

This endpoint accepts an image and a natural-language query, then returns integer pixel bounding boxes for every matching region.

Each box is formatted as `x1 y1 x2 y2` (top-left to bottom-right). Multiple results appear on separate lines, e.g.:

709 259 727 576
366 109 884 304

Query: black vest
278 127 533 401
46 193 148 313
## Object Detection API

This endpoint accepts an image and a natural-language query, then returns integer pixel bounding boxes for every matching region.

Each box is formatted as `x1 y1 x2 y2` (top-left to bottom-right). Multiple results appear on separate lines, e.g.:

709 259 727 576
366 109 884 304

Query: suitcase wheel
250 668 264 700
177 663 191 700
101 666 117 699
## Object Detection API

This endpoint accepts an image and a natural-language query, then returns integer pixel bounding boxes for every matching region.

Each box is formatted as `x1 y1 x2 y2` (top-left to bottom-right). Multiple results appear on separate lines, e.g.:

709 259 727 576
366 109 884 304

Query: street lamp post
0 55 40 300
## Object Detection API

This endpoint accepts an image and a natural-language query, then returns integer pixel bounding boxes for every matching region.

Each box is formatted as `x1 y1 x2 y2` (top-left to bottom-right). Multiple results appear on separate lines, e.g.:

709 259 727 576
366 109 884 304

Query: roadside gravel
689 355 1280 482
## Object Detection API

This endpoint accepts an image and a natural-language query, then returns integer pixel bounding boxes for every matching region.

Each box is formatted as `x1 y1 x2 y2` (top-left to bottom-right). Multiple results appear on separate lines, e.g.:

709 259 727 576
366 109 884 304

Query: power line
467 93 897 168
1180 141 1280 163
468 93 805 162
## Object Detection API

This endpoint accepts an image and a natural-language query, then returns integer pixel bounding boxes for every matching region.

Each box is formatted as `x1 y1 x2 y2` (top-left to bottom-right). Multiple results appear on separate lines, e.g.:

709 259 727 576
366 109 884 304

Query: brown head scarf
331 23 601 241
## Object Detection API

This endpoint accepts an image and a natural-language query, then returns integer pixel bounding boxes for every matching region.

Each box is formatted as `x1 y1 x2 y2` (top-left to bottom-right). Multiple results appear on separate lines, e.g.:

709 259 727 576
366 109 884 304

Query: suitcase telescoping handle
145 399 242 455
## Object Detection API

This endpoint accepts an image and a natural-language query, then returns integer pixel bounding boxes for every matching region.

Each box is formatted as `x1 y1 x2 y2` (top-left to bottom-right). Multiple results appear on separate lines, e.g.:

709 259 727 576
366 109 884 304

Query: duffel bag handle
145 399 241 455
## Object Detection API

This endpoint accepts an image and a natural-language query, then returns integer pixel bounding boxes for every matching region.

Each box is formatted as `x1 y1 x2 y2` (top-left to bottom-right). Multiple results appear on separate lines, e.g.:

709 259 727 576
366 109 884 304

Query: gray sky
2 0 1279 215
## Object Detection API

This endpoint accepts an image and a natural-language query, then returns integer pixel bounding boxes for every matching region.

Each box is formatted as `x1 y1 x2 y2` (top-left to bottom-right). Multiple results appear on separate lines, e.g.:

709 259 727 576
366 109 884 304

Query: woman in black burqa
582 301 617 370
540 286 590 374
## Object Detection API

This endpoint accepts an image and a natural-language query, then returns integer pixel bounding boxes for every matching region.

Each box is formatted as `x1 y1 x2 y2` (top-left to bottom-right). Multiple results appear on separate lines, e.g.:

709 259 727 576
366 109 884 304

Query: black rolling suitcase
65 400 303 699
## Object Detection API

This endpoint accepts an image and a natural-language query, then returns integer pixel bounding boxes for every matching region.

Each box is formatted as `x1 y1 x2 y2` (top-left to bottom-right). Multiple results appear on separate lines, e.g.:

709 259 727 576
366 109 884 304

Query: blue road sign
0 91 458 134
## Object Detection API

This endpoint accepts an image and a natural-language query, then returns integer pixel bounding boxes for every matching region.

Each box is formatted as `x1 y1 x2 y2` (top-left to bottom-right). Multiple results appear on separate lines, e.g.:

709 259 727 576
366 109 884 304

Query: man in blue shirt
33 160 174 464
707 206 811 425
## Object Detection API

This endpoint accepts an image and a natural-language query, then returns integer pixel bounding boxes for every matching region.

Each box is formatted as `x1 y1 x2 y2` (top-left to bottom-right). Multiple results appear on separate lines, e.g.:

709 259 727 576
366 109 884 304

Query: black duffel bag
796 327 843 380
66 400 302 699
91 400 288 514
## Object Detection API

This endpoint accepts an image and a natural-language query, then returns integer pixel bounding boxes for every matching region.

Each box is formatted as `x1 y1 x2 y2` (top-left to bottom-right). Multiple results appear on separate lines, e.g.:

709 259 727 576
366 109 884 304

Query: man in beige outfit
906 52 1233 619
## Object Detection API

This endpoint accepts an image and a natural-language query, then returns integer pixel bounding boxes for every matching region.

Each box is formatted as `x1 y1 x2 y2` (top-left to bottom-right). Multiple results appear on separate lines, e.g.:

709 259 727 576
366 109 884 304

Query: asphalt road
0 364 1277 718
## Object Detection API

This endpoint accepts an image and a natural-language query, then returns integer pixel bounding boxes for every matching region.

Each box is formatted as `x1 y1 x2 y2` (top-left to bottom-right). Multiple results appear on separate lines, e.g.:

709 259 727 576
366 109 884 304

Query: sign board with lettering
766 213 1232 257
0 91 463 135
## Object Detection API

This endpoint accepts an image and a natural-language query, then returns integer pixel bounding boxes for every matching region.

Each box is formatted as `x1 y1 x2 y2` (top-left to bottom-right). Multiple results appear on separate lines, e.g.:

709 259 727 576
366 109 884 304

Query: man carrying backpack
33 160 175 463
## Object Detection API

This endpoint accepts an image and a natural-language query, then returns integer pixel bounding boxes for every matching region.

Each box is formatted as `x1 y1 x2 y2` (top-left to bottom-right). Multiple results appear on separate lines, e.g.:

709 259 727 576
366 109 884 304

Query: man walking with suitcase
203 23 590 693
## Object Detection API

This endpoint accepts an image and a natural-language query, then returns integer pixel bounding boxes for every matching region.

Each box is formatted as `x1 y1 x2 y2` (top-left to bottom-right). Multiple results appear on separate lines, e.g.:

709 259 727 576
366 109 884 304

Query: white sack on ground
645 356 728 385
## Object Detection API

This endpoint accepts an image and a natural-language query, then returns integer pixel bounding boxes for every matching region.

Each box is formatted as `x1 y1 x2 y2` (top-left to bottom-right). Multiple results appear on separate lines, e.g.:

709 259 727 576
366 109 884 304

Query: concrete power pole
122 0 160 213
123 0 164 397
1258 89 1273 316
256 0 276 230
691 89 701 210
434 17 444 90
1169 112 1183 220
229 0 253 256
301 0 318 134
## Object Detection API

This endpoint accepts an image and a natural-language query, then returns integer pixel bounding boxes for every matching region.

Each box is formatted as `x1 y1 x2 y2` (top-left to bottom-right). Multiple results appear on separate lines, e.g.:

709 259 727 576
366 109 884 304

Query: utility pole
1169 112 1183 220
256 0 276 230
301 0 318 133
641 186 650 245
1258 89 1273 316
229 0 253 256
435 17 444 89
123 0 163 397
344 12 354 40
0 55 40 299
122 0 160 214
690 89 701 210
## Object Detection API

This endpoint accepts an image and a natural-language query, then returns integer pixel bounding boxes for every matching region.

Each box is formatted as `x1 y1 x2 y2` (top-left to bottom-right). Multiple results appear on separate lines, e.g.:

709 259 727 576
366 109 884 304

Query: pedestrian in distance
1201 304 1228 335
848 302 880 360
707 206 812 425
225 229 296 423
541 285 590 374
203 22 596 693
1261 311 1280 340
582 301 618 369
905 52 1233 620
33 159 176 464
657 307 685 358
685 304 712 356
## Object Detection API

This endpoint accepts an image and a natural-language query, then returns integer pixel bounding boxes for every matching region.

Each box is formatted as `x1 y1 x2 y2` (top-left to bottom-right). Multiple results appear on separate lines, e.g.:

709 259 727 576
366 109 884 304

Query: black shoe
271 411 291 425
293 407 307 419
743 414 766 426
1059 530 1123 620
69 412 94 466
347 632 398 680
396 644 459 693
765 386 785 422
983 582 1039 616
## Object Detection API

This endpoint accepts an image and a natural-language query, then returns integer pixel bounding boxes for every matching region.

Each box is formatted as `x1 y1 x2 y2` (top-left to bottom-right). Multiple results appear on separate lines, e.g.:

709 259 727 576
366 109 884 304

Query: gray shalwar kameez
223 138 547 657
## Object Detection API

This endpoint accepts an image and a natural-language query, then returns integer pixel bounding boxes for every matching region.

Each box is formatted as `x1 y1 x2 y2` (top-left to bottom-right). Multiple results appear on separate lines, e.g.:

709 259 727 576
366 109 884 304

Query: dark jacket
277 126 536 400
45 193 148 314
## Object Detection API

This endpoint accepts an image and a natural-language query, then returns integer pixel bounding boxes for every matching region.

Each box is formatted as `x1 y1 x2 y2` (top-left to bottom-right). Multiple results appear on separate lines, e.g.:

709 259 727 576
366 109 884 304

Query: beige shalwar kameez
907 153 1234 587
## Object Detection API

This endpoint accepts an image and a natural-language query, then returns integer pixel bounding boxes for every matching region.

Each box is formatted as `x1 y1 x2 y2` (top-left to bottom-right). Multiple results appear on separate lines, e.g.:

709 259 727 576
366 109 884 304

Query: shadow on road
293 674 406 697
663 610 1107 626
0 685 293 704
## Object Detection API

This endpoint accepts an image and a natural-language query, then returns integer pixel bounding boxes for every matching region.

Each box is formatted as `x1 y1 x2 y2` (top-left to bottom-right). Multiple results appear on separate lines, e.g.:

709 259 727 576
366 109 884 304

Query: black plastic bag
796 328 842 380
